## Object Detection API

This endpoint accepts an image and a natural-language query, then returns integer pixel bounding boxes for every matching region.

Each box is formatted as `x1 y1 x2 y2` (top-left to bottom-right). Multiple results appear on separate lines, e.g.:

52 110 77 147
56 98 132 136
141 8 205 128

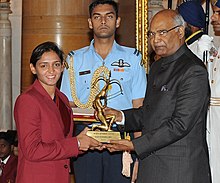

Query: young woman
14 42 101 183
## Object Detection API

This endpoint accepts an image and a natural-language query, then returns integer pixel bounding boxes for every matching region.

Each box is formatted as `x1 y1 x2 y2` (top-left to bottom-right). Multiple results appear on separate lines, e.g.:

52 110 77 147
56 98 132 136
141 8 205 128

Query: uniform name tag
79 70 91 75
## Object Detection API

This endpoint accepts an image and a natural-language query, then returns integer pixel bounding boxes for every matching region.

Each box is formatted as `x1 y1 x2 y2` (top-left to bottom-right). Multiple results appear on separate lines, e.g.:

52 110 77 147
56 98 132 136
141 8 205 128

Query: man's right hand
103 107 123 122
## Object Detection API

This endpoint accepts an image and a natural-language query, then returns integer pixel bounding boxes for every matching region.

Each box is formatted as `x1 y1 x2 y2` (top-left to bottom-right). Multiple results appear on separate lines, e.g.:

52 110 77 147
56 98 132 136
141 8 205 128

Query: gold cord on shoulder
68 56 110 108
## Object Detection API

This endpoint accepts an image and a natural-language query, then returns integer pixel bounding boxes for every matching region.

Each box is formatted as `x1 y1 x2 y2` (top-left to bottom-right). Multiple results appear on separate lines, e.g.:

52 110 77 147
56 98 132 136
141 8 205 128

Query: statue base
87 130 121 143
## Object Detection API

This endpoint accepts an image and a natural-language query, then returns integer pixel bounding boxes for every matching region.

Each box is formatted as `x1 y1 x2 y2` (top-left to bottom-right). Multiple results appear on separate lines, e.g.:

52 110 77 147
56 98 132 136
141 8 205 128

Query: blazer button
64 164 68 169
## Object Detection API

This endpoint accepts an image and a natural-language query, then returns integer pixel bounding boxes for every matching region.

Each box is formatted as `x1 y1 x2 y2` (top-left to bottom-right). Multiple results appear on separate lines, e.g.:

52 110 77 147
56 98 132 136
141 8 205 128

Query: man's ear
88 18 93 30
178 26 185 39
116 17 121 28
30 63 37 75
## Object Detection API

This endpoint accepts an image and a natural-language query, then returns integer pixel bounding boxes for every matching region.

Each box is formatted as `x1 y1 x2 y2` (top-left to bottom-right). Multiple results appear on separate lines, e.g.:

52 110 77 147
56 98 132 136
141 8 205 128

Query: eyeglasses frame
148 25 181 38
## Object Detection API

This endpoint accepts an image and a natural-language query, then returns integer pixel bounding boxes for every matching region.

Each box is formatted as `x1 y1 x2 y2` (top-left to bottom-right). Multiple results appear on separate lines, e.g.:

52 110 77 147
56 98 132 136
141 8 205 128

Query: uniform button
214 68 217 71
64 165 68 169
211 80 214 84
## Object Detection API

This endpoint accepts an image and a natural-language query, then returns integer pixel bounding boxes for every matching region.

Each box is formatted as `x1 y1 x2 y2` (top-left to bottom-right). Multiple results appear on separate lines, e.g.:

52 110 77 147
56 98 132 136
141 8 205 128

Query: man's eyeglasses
148 25 181 38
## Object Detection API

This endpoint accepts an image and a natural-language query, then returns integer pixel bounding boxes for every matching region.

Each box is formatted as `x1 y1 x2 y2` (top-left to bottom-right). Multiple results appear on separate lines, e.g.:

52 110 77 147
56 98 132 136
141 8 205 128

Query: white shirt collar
1 155 10 164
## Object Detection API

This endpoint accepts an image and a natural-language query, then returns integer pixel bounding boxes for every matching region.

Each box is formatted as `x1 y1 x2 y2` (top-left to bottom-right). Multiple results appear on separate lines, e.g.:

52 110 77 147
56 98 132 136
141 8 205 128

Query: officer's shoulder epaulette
133 48 140 57
68 50 75 57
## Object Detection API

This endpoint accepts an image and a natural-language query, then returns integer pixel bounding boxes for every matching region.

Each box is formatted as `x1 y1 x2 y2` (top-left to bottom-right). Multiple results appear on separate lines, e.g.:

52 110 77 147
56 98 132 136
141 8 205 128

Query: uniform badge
111 59 131 68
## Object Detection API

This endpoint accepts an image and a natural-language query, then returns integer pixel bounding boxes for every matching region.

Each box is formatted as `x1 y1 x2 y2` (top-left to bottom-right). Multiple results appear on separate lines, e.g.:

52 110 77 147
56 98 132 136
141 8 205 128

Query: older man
105 9 211 183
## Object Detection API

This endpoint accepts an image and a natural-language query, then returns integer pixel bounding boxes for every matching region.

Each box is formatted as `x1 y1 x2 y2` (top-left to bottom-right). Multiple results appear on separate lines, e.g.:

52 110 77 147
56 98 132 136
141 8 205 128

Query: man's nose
153 33 161 43
101 16 106 24
211 13 218 22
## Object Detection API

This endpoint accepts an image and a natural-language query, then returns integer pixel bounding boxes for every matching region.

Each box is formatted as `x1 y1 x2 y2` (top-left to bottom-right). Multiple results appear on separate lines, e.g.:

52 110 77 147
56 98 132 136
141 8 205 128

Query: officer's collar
185 30 204 45
89 39 124 53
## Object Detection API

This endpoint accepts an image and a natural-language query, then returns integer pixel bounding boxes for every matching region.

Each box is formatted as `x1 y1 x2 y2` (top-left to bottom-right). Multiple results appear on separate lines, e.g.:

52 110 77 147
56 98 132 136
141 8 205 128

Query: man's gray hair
174 14 185 28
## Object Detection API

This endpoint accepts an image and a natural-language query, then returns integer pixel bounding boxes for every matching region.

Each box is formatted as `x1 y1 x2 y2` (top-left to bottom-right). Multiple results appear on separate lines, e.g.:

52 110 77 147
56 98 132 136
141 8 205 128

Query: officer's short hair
89 0 119 19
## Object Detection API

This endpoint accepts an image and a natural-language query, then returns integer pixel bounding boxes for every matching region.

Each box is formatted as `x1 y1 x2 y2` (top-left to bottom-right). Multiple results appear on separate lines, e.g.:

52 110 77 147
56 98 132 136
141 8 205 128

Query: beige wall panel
23 0 90 16
21 0 92 92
